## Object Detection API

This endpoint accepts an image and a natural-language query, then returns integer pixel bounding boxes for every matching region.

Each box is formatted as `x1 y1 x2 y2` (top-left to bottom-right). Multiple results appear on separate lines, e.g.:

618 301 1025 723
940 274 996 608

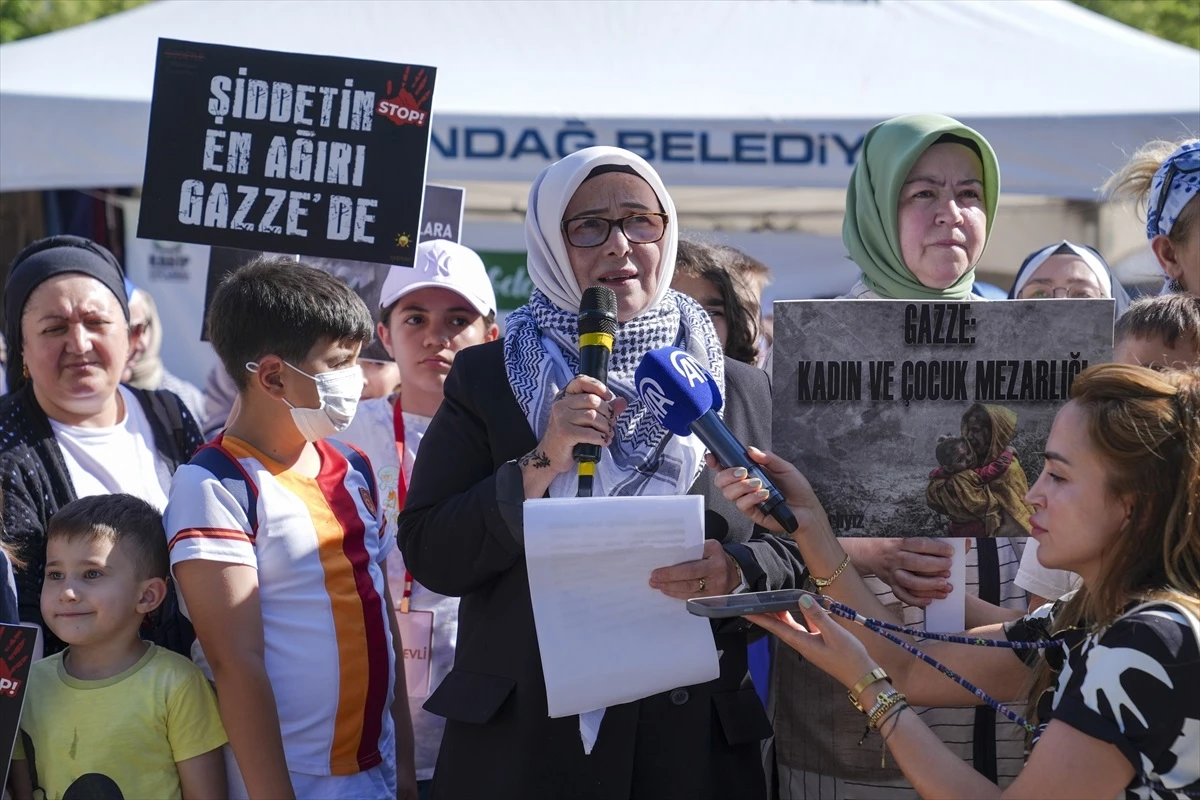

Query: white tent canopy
2 0 1197 197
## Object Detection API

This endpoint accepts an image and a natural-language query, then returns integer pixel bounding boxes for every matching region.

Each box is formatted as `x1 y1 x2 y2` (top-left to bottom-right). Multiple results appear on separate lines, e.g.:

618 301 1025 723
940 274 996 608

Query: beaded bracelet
857 688 906 767
868 689 906 729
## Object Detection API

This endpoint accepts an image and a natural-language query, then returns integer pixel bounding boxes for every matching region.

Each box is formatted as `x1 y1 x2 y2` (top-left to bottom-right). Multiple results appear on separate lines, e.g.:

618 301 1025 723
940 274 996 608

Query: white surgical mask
246 360 363 441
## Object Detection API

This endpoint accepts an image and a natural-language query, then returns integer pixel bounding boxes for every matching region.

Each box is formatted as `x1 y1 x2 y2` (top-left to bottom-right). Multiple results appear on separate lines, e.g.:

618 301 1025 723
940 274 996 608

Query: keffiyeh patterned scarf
504 289 724 499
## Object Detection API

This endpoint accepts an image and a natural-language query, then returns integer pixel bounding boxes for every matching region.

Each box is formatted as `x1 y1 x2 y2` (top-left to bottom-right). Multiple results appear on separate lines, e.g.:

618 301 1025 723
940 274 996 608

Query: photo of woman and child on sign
926 403 1033 538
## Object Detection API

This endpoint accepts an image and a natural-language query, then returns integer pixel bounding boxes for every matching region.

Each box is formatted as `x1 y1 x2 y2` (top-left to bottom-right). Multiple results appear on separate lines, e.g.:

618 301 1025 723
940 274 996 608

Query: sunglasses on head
1150 157 1200 238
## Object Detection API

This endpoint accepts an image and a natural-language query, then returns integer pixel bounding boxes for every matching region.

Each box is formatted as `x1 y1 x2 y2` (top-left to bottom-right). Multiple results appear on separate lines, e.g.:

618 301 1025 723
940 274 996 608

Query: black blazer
399 340 807 800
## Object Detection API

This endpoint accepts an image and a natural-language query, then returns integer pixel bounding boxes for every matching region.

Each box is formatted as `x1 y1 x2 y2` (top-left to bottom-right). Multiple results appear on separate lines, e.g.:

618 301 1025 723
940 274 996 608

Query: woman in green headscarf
841 113 1000 300
771 115 1026 799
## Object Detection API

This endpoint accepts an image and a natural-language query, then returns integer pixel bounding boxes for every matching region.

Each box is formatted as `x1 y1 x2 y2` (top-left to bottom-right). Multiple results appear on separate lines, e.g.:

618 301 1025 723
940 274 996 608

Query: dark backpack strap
326 439 377 508
146 441 257 658
188 443 260 535
134 388 189 472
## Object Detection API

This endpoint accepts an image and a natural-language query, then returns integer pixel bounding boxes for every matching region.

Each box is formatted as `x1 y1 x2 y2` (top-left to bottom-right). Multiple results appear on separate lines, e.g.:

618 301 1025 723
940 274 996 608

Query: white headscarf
1009 240 1131 317
524 146 679 314
506 145 723 499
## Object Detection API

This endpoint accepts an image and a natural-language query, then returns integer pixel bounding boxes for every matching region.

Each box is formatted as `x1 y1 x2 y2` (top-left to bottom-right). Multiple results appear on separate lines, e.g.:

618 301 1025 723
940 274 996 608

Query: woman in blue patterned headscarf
1104 139 1200 296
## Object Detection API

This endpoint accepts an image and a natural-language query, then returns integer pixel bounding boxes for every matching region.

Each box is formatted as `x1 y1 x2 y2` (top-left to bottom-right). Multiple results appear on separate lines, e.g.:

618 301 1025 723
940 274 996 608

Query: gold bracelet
811 552 851 589
847 667 890 712
858 687 904 747
861 687 898 723
868 690 907 730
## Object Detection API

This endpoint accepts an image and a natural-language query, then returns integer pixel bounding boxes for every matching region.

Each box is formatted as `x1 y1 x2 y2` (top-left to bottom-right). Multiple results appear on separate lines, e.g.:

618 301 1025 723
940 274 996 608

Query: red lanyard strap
393 395 414 613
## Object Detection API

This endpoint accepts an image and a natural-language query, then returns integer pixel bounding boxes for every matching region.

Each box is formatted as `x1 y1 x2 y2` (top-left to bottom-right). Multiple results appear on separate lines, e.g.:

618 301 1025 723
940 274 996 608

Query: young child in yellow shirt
10 494 226 800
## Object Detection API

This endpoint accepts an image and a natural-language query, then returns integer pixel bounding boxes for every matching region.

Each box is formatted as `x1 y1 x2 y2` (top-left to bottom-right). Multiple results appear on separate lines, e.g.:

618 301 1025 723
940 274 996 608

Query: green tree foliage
0 0 1195 52
1072 0 1200 51
0 0 150 44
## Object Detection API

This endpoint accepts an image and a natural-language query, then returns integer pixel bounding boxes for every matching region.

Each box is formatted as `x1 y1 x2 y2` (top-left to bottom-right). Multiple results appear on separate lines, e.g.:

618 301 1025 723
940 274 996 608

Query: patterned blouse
1004 594 1200 799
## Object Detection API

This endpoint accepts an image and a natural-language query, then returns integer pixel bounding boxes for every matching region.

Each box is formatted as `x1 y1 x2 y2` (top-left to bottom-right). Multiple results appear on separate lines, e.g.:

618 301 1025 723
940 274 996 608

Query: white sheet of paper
925 538 968 633
524 495 721 718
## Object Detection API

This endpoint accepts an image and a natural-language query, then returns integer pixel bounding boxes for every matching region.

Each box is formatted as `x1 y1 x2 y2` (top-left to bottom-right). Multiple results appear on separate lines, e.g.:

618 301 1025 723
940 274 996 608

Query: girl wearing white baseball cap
333 238 498 797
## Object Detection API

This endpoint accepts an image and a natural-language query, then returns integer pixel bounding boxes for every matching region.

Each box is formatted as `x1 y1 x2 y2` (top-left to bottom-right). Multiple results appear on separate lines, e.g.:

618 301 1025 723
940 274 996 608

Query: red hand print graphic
377 67 432 128
0 627 32 696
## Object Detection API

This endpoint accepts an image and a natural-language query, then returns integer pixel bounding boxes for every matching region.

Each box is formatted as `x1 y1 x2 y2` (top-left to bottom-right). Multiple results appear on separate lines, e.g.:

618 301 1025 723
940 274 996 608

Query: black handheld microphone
635 347 799 533
574 286 618 497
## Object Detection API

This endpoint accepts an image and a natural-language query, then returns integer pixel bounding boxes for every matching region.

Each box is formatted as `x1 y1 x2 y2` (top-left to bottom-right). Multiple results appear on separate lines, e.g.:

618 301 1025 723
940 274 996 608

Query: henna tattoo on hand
519 449 552 469
552 388 568 403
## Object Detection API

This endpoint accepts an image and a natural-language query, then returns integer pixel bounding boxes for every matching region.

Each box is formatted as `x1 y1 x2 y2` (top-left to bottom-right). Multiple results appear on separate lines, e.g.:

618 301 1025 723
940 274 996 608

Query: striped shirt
165 435 395 778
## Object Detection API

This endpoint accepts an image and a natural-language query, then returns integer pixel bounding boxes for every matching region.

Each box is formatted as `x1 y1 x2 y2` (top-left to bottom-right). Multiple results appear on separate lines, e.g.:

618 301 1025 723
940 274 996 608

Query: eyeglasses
561 213 669 249
1150 158 1200 237
1017 286 1104 300
130 320 151 338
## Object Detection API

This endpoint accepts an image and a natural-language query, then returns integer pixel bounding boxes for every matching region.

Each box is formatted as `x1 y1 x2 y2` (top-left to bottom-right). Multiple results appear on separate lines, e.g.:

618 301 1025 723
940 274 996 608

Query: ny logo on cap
433 249 454 278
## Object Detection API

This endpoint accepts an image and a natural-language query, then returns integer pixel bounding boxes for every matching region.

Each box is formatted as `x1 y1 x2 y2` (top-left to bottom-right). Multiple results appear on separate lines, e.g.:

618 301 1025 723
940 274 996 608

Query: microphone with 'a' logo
635 347 798 533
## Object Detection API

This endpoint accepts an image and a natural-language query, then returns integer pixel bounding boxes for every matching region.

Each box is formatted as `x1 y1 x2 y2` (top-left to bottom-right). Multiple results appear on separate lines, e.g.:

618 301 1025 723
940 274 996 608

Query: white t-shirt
333 396 459 782
48 385 170 510
165 435 396 791
1015 537 1080 601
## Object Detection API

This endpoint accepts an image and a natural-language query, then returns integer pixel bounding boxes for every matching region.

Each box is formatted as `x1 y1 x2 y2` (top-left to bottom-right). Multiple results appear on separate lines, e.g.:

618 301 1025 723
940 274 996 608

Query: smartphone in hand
686 589 823 618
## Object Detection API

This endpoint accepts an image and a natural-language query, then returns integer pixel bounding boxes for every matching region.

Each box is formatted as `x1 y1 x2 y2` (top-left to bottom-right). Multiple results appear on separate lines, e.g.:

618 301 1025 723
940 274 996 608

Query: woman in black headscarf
0 236 203 653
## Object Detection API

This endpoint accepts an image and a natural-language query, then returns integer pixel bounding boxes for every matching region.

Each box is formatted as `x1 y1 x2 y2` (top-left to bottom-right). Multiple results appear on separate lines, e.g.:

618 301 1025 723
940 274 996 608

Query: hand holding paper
523 495 720 720
648 539 741 599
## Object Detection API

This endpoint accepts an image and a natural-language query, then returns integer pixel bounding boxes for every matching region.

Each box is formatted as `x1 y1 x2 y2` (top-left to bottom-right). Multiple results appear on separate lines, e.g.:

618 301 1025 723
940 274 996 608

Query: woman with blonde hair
713 363 1200 798
1105 138 1199 296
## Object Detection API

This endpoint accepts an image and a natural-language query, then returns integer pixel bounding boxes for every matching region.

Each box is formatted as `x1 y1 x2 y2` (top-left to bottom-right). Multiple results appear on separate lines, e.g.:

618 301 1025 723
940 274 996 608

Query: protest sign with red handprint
0 623 37 785
377 66 432 128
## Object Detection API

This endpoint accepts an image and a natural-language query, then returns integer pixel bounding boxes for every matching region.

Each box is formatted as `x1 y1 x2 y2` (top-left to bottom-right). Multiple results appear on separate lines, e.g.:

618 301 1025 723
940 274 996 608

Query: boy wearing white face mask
163 258 418 800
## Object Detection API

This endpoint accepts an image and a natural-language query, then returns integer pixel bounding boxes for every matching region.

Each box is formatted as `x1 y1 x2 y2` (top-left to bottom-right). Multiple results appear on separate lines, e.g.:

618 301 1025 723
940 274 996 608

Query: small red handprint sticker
377 67 432 128
0 625 33 696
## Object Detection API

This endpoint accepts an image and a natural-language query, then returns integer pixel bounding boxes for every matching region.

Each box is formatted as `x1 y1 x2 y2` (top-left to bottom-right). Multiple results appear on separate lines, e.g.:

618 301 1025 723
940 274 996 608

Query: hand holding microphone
634 347 800 534
531 376 623 471
518 287 625 498
573 287 619 497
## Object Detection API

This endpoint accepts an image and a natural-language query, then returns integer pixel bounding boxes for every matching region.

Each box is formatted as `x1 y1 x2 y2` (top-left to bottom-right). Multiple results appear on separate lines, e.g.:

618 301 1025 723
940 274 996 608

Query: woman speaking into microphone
398 146 806 800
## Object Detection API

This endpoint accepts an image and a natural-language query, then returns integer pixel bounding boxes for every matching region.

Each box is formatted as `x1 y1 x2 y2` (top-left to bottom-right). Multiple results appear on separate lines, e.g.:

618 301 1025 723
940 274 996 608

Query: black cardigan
0 383 203 652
